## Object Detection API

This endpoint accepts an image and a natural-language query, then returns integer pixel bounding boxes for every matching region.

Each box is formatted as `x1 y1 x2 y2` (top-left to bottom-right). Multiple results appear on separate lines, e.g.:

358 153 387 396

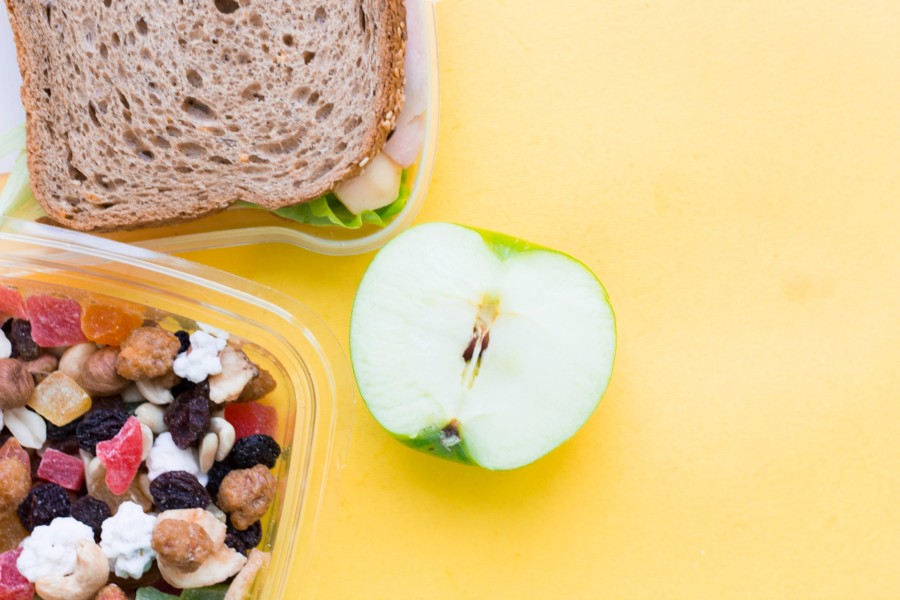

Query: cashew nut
34 539 109 600
121 383 145 404
208 346 258 404
210 417 235 462
141 423 154 461
136 401 168 434
225 549 271 600
58 343 99 381
136 377 174 405
199 432 218 473
4 405 47 449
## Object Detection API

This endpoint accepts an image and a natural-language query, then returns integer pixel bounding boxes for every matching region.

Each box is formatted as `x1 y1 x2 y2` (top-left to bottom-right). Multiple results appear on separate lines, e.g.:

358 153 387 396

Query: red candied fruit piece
81 303 144 346
37 448 85 491
24 295 87 347
96 417 143 495
225 403 278 440
0 287 26 322
0 547 34 600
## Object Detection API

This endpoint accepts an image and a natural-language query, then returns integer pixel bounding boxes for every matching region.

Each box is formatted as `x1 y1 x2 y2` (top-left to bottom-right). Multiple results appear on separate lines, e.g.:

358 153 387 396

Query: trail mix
0 285 280 600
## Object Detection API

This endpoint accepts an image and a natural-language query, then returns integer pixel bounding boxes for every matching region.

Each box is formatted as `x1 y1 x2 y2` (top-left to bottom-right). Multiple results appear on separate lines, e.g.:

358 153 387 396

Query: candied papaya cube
37 448 85 491
96 417 143 495
28 371 92 427
24 295 87 347
0 287 26 322
81 303 144 346
0 547 33 600
225 403 278 440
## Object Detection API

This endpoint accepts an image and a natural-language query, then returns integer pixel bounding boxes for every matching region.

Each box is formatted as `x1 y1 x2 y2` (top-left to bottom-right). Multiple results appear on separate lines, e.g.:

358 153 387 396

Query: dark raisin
205 461 233 500
170 377 198 399
149 470 211 510
175 330 191 353
9 319 40 361
47 436 81 455
70 496 111 542
227 434 281 469
46 418 81 441
77 409 129 454
87 396 127 415
17 483 71 531
225 518 262 555
164 381 211 449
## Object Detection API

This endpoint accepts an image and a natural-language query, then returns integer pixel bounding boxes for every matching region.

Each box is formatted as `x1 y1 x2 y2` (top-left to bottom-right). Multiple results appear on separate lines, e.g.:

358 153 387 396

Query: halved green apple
350 223 616 470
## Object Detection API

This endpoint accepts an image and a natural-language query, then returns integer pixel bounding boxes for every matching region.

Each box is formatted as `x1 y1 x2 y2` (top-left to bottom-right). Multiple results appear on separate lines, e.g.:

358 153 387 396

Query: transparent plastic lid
0 0 438 256
0 216 355 598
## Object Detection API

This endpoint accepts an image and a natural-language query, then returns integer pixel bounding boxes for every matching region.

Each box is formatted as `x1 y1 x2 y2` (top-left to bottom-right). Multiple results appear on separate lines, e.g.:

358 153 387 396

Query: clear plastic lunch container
0 216 355 598
0 0 439 256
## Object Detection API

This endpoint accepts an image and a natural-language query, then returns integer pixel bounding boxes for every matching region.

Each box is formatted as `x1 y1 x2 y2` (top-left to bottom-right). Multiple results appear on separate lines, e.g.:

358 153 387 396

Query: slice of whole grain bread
5 0 405 231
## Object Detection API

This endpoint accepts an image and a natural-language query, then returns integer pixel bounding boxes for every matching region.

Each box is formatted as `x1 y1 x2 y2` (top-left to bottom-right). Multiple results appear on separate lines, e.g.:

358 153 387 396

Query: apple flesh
350 223 616 470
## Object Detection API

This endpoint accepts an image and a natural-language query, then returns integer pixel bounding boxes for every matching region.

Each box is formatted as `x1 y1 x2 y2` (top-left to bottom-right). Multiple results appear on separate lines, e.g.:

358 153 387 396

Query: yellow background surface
63 0 900 597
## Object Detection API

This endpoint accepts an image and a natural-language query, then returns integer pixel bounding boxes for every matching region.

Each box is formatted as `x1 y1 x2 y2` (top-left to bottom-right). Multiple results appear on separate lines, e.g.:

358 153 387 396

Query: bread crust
5 0 407 231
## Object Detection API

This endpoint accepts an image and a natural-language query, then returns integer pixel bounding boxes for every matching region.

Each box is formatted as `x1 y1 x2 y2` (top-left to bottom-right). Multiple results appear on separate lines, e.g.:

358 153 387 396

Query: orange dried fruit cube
27 371 92 427
81 303 144 346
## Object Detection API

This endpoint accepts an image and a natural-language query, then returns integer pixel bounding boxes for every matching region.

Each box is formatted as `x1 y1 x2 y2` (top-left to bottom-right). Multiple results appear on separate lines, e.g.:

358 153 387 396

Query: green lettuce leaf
242 169 411 229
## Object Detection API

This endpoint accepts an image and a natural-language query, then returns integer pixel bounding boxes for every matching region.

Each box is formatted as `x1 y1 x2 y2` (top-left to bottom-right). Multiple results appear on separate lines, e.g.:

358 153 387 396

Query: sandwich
2 0 427 231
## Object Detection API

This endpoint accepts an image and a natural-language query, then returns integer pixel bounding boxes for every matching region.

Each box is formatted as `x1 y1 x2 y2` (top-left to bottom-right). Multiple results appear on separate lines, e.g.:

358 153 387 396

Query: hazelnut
25 354 58 383
152 519 214 573
80 348 130 397
58 343 99 381
0 358 35 409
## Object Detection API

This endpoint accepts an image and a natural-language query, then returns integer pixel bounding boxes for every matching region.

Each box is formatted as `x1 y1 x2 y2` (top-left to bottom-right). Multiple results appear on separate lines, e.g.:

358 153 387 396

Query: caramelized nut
238 368 277 402
95 583 128 600
116 327 181 381
151 519 213 573
217 465 276 531
0 455 31 512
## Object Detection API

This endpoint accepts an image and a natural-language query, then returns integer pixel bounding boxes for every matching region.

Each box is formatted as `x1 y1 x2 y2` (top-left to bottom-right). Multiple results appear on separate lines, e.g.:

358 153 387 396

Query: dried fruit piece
0 358 34 410
27 371 92 427
151 519 213 573
81 303 144 347
164 383 211 450
224 404 277 441
0 455 30 513
0 510 28 553
204 462 233 501
226 435 281 470
77 409 129 454
0 547 33 600
0 287 26 322
117 327 181 381
224 519 261 556
216 465 276 531
149 471 211 511
96 417 143 495
85 459 153 514
7 320 40 361
16 482 71 531
70 495 112 542
37 448 86 491
25 295 87 347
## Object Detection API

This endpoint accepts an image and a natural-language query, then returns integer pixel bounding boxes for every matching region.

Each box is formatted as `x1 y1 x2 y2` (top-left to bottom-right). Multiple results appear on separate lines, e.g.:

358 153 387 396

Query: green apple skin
350 223 617 470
